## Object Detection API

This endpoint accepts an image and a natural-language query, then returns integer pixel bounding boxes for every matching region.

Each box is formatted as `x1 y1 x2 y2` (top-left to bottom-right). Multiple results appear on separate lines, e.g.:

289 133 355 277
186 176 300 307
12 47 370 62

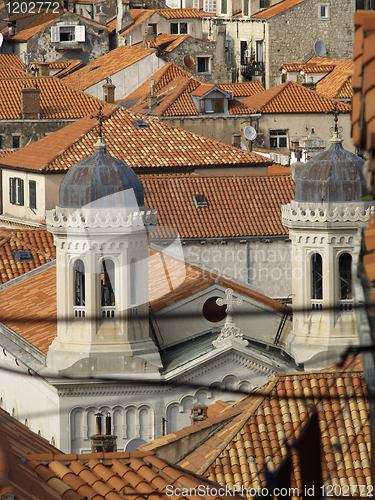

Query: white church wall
183 239 291 299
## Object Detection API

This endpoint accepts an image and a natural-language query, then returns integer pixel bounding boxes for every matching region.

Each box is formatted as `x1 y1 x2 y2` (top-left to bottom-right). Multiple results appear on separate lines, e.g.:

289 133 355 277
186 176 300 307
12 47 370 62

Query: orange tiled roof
241 80 351 113
5 11 62 40
121 9 155 35
252 0 306 18
0 107 270 172
53 59 85 78
352 11 375 153
0 149 16 158
156 8 202 18
106 16 116 34
0 228 55 284
25 451 244 500
282 62 336 73
218 81 265 96
0 407 61 499
0 66 32 79
173 367 370 494
143 174 294 239
315 59 354 99
0 54 23 69
61 46 155 90
0 77 106 119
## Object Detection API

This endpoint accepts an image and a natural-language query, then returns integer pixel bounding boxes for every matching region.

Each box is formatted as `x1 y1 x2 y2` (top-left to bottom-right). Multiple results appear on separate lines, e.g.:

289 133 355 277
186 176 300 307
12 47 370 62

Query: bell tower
282 129 372 368
46 134 161 376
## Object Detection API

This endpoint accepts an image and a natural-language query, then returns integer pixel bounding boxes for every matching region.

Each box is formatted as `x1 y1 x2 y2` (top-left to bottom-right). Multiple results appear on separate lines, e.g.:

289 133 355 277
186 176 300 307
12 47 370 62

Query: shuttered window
9 177 24 205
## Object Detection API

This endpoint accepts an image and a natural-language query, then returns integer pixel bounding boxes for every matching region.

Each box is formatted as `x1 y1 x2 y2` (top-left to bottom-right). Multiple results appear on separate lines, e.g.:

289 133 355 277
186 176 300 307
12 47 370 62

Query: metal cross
216 288 243 325
90 105 104 138
326 101 342 136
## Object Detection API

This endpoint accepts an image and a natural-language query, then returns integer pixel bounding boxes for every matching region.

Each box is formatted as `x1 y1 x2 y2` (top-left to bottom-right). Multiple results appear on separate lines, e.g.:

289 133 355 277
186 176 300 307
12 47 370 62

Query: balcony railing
73 306 86 318
102 306 115 319
311 300 323 311
339 299 354 314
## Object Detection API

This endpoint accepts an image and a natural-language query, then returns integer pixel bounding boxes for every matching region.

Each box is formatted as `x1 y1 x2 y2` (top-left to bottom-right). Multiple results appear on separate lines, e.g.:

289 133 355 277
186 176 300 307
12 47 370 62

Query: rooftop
0 107 270 173
2 10 61 40
0 77 106 119
61 46 155 91
252 0 306 18
240 80 351 113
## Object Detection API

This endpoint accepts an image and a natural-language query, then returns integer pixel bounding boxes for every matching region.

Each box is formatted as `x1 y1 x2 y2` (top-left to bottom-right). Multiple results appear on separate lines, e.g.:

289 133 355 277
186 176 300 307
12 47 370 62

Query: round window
203 296 227 323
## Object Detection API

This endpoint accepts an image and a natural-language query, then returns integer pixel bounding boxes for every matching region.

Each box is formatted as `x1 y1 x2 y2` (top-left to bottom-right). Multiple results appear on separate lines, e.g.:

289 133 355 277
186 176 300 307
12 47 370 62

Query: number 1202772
6 1 61 15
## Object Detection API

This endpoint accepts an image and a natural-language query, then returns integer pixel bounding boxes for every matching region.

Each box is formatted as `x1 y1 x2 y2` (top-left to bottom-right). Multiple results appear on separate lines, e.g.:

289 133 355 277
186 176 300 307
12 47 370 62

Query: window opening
29 180 36 210
312 253 323 300
270 130 288 149
192 194 208 207
101 259 115 317
12 250 34 262
9 177 24 205
197 56 210 73
339 253 352 301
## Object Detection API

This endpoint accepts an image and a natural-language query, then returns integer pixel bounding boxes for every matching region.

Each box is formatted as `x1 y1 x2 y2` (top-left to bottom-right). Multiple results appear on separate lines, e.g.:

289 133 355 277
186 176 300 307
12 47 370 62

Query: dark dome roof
59 139 144 209
295 137 368 203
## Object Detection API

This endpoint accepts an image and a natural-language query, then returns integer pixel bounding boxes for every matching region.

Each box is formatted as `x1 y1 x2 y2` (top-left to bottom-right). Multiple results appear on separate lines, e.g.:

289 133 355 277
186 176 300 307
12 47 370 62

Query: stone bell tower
46 130 161 376
282 129 372 368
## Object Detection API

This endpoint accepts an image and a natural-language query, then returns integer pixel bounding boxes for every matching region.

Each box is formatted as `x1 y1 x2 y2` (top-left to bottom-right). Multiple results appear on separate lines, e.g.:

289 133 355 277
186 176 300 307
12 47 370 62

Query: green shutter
221 0 227 14
243 0 248 15
18 178 24 206
9 178 15 204
29 180 36 209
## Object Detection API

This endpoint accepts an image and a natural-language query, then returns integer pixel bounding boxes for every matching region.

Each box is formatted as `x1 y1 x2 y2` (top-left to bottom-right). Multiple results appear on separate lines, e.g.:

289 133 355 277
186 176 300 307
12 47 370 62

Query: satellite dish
240 142 247 150
244 126 257 141
314 40 326 57
0 33 3 49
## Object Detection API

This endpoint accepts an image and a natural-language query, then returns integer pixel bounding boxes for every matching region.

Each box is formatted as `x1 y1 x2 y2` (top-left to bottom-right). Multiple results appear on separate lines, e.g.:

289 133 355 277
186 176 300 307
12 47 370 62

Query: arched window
311 253 323 300
74 259 85 307
101 259 115 316
339 253 352 300
130 258 137 306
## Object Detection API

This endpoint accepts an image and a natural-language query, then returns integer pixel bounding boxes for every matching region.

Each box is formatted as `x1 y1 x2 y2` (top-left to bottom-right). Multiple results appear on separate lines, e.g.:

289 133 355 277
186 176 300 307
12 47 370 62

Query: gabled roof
61 46 155 91
310 57 354 99
121 9 156 35
0 77 106 119
0 66 32 78
156 8 203 18
0 228 55 284
25 451 244 499
2 10 62 40
0 107 270 173
282 62 336 73
139 363 370 493
0 407 61 499
0 53 23 69
133 33 214 54
240 80 351 113
218 81 265 96
143 173 294 239
252 0 306 18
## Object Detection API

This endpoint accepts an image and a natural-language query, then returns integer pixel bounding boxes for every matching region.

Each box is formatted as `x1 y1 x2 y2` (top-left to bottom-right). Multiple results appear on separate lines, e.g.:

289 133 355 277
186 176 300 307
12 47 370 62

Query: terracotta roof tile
175 366 370 495
282 62 336 73
0 66 32 79
0 107 269 173
241 80 351 113
252 0 306 18
121 9 156 35
0 77 106 119
61 46 155 91
218 81 264 96
6 11 62 40
143 174 294 239
0 54 23 69
156 8 202 18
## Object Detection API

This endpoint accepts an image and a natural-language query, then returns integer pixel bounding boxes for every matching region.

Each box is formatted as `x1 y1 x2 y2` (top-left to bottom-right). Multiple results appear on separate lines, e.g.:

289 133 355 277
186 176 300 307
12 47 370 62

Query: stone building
1 10 109 64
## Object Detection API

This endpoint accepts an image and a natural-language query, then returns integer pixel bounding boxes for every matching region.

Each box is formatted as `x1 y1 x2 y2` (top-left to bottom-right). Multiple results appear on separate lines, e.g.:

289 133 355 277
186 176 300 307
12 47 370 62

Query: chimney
213 20 227 82
90 412 117 453
190 402 208 424
116 0 132 32
97 10 107 24
21 87 41 119
102 77 116 103
148 78 157 111
38 62 49 77
231 133 241 148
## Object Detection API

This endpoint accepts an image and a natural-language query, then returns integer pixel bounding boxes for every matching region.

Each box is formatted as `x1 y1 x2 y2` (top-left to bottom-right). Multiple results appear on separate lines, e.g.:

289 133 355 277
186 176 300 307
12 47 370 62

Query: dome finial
90 105 107 149
326 101 343 143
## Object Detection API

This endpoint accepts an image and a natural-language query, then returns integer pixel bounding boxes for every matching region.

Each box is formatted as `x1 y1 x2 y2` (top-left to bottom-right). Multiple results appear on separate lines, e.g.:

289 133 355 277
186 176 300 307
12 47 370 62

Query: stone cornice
282 202 372 224
46 207 158 229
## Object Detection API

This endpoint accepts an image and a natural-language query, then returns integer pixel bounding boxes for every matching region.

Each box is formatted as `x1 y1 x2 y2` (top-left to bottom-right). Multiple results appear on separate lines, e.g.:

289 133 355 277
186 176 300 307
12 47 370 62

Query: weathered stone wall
161 37 229 83
25 11 109 63
266 0 356 87
182 238 292 299
0 120 76 150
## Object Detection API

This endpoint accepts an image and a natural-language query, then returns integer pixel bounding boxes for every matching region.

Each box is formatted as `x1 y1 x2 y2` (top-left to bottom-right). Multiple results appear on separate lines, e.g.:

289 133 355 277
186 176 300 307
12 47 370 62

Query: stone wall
0 120 76 150
266 0 356 87
182 238 292 299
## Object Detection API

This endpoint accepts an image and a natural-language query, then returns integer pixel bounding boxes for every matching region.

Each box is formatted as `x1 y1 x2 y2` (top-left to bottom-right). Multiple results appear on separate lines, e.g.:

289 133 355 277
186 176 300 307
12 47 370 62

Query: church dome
294 135 368 203
59 138 144 209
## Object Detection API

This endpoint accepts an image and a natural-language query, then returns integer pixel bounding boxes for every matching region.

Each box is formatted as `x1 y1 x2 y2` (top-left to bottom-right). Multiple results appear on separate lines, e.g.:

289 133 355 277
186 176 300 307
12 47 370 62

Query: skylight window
193 194 208 208
133 119 149 129
12 250 34 263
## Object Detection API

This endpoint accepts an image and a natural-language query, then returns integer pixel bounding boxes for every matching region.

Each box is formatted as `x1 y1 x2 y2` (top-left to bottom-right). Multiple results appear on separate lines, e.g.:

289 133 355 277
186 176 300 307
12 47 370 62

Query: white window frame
9 177 24 206
204 0 216 12
319 4 329 19
197 56 210 73
51 25 86 42
170 22 188 35
269 129 288 149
